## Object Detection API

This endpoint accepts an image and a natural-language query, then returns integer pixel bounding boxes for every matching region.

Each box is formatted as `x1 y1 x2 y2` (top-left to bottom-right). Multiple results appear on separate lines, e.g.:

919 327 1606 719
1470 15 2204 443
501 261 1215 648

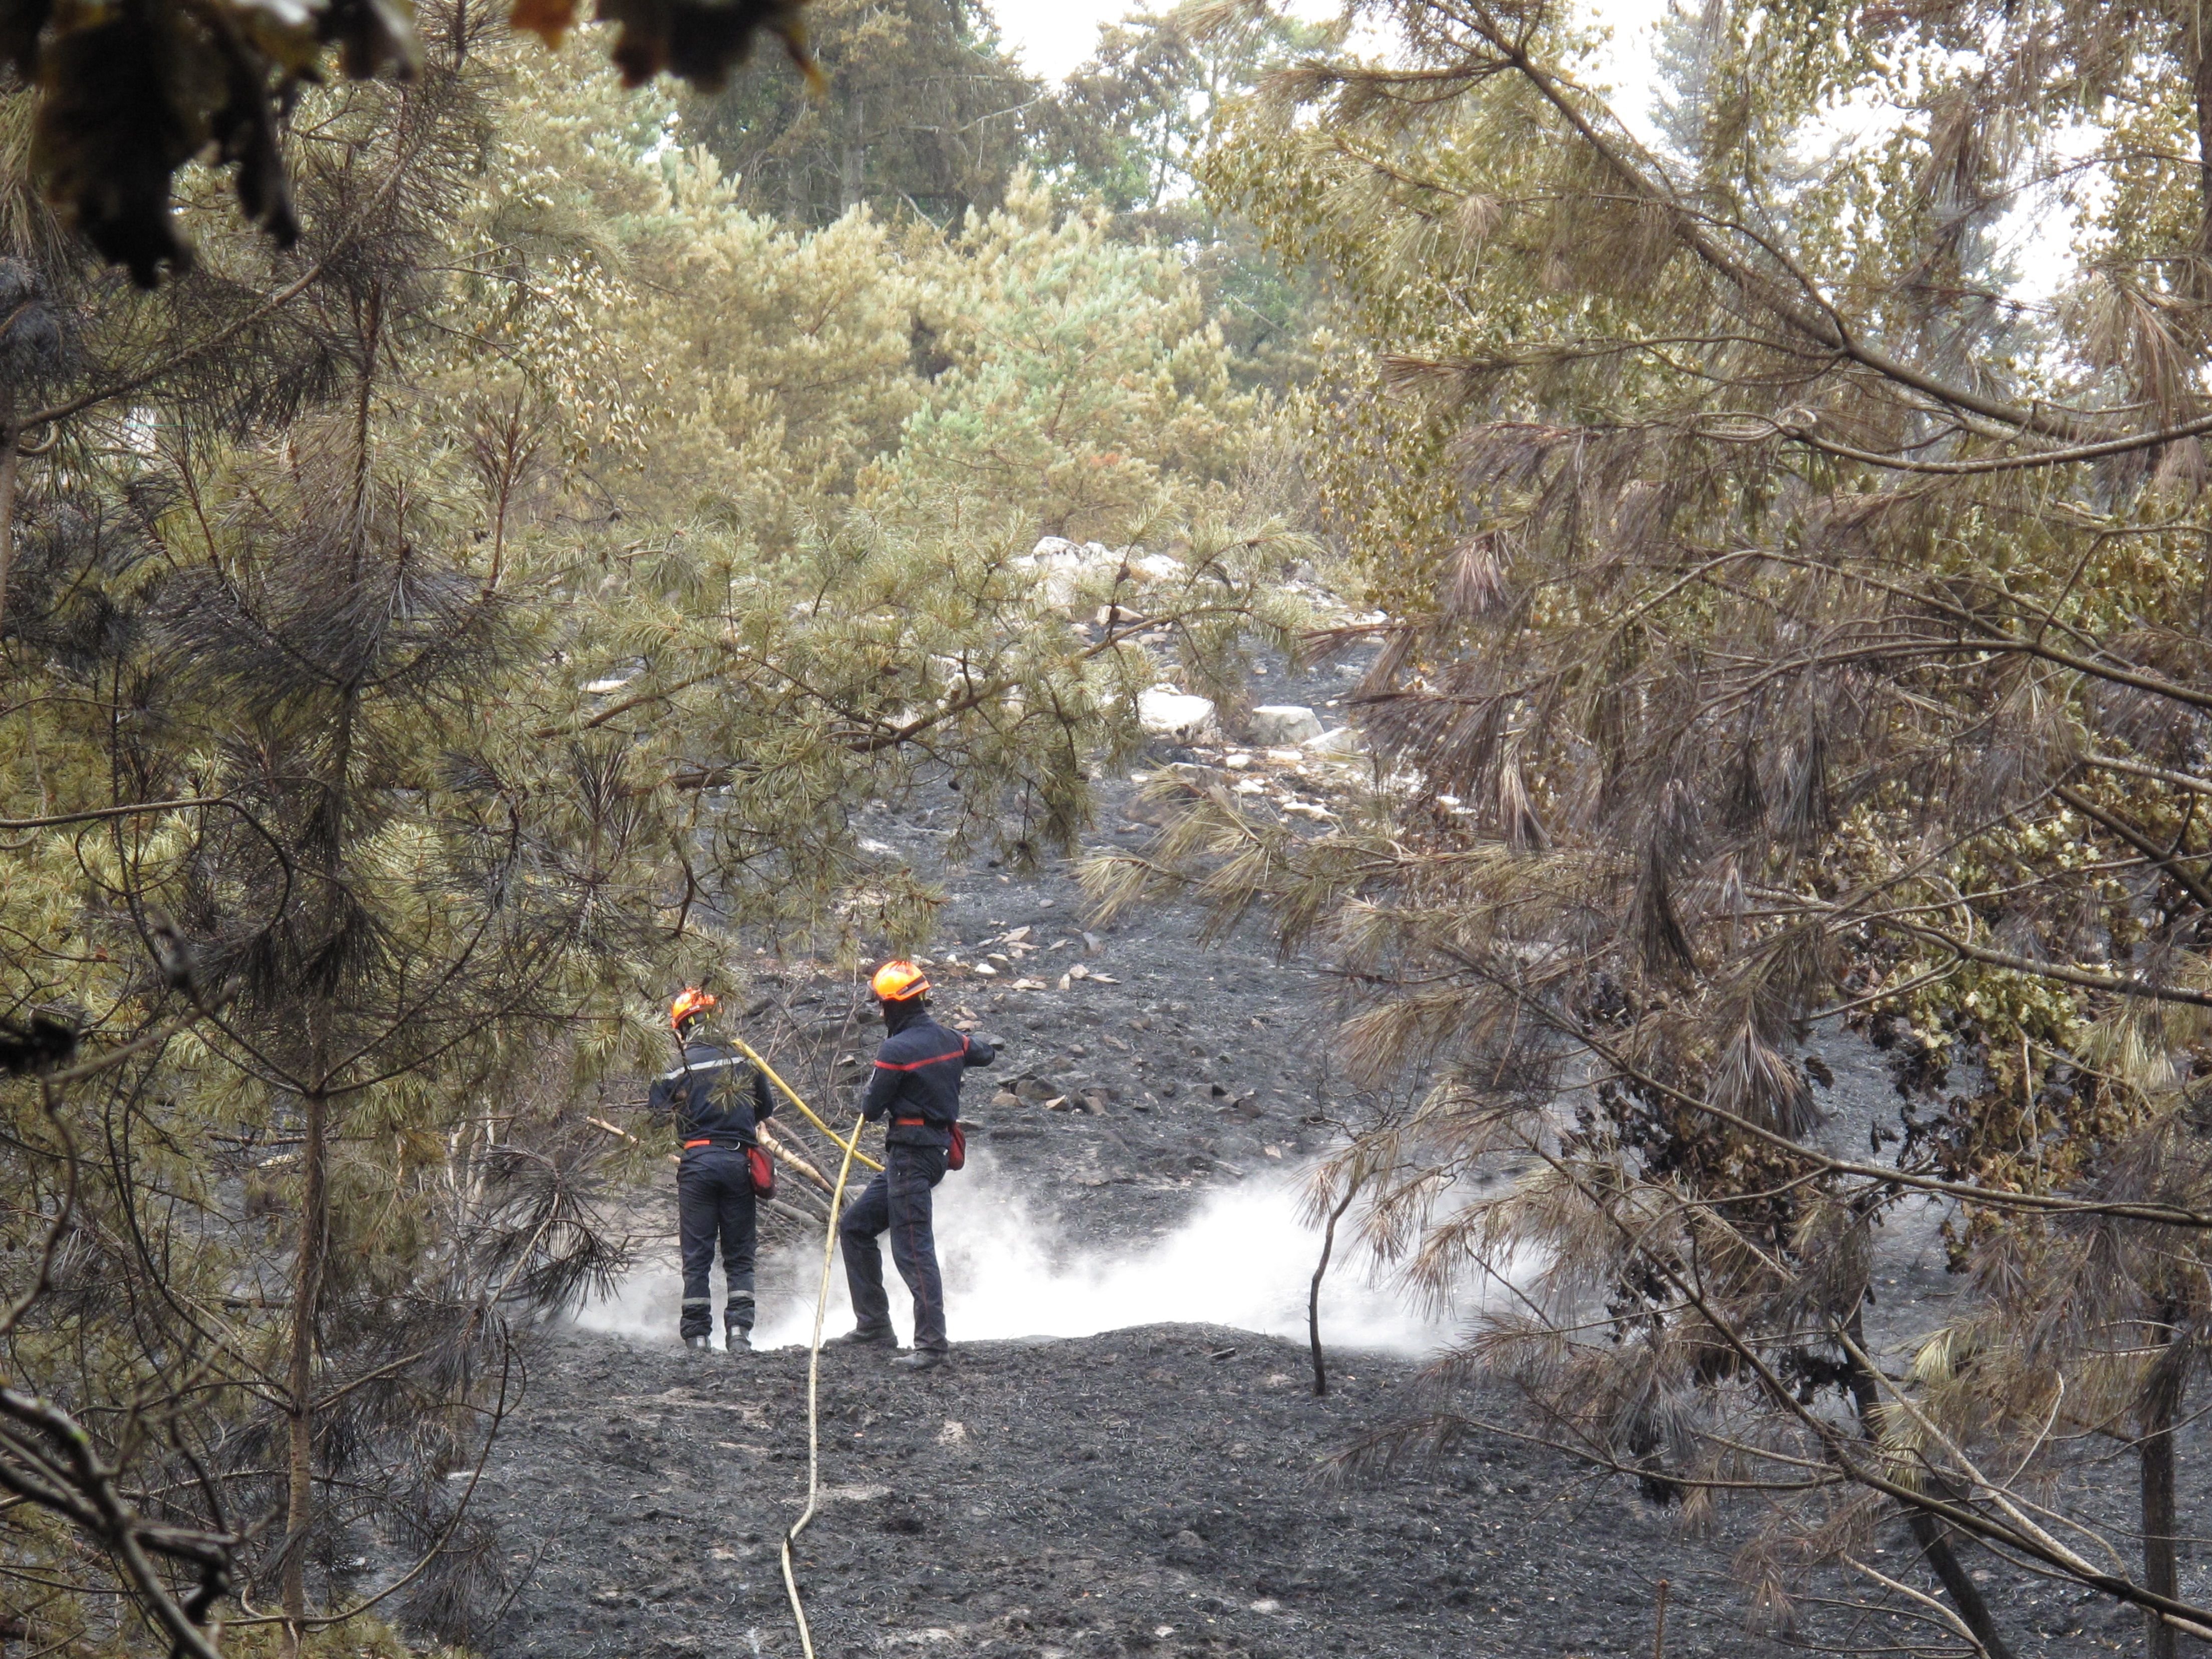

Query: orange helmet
870 960 929 1002
669 987 717 1032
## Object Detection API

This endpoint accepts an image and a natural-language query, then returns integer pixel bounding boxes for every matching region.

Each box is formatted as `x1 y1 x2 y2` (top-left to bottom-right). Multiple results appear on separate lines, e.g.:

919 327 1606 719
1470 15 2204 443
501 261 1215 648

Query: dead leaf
510 0 582 45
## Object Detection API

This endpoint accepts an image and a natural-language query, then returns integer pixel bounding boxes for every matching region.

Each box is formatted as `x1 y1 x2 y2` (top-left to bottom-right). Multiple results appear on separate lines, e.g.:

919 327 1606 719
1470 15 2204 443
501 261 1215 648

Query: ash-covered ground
464 649 2187 1657
481 1323 1791 1659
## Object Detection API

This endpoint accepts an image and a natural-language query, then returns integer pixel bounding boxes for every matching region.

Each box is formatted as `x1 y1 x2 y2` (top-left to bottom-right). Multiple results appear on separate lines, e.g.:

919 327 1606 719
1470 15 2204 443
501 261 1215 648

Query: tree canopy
0 15 1299 1651
1090 0 2212 1649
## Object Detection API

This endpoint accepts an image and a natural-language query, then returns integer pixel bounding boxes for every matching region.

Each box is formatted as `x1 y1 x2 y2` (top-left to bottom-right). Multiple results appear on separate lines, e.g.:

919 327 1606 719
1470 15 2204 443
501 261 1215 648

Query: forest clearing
11 0 2212 1653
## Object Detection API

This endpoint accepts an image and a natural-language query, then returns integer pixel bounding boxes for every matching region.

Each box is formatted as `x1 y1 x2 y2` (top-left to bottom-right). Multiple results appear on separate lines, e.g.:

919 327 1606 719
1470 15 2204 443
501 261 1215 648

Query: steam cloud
574 1151 1467 1354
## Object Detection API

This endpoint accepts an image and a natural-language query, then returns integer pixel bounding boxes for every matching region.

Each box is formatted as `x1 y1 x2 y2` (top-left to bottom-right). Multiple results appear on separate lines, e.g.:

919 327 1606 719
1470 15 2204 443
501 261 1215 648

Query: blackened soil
487 1323 1777 1659
483 646 2169 1658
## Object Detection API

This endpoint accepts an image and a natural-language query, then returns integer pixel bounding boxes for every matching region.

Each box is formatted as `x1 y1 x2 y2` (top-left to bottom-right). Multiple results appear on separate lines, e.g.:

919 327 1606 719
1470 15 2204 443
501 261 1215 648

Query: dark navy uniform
648 1040 774 1344
839 1002 994 1352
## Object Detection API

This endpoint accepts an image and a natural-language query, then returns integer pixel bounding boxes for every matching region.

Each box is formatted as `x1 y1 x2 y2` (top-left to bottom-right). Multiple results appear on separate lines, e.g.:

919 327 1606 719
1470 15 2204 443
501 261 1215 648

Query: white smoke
573 1149 1479 1354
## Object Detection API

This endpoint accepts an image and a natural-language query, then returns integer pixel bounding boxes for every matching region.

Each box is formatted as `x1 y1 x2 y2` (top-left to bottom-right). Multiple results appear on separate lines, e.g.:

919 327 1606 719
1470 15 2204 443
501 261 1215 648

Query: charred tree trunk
282 312 375 1649
281 1086 330 1653
839 89 866 214
2194 21 2212 286
1307 1180 1357 1397
1843 1312 2015 1659
2142 1303 2187 1659
1 390 18 637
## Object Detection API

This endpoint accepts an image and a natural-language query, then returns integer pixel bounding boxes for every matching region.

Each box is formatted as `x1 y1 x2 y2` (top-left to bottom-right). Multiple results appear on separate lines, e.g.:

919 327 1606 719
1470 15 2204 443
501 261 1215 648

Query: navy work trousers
840 1142 948 1351
677 1147 756 1341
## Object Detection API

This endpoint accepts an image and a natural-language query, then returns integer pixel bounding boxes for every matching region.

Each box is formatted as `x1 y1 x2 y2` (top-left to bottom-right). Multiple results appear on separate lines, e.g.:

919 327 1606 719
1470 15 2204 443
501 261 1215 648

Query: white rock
1127 551 1185 584
1022 537 1099 609
1303 724 1363 755
1139 690 1218 739
1250 705 1323 745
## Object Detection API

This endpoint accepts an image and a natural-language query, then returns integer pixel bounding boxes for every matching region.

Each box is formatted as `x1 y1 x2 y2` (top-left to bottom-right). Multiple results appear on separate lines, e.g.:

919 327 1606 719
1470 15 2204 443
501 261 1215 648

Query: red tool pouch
946 1122 967 1172
746 1143 776 1200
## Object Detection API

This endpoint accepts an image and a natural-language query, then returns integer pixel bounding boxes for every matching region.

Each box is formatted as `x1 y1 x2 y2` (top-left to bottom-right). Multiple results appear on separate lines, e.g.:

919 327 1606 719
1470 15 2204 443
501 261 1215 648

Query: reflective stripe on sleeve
655 1055 750 1083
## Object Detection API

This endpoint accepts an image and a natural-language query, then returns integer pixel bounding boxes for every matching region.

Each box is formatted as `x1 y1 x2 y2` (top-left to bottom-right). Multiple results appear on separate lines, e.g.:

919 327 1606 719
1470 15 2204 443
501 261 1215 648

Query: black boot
725 1326 752 1353
893 1347 947 1372
827 1325 896 1349
685 1333 713 1351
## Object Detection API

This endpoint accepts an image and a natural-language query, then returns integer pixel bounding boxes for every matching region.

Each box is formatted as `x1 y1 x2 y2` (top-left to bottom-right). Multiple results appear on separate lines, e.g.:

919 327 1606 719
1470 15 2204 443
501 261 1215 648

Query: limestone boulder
1249 705 1322 745
1138 689 1218 740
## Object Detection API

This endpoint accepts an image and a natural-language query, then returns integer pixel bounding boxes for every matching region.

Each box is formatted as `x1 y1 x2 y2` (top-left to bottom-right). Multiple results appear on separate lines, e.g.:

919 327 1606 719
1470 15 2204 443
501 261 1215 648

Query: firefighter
833 961 994 1371
647 988 775 1352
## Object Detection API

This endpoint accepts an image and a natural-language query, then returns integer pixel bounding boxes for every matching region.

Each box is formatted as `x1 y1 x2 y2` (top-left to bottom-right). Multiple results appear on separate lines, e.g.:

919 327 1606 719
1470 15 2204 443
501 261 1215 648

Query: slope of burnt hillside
483 1324 1752 1659
519 642 2178 1659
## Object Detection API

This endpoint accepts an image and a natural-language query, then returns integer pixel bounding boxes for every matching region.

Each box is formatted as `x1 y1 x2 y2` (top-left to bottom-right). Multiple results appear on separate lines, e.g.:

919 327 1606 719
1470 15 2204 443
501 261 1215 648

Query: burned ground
483 1323 1768 1658
458 653 2185 1658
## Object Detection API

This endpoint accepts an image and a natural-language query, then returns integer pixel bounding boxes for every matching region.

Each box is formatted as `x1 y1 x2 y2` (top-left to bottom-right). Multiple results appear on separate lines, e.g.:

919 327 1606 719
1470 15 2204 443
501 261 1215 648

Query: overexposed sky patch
988 0 1670 96
990 0 1341 83
993 0 2086 302
990 0 1143 81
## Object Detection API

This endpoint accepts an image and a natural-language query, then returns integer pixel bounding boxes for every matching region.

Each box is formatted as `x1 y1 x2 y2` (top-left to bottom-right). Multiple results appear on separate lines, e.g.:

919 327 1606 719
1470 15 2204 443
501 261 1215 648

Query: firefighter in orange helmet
647 988 775 1351
831 961 995 1371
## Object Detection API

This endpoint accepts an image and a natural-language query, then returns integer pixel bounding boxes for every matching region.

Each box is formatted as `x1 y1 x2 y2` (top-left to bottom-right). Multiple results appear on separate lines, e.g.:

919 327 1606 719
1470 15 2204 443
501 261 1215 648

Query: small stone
1250 705 1323 745
1139 689 1218 739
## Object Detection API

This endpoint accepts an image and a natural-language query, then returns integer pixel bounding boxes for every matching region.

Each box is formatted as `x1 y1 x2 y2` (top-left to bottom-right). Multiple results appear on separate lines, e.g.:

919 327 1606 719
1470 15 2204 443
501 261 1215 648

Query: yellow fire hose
780 1108 868 1659
732 1035 883 1174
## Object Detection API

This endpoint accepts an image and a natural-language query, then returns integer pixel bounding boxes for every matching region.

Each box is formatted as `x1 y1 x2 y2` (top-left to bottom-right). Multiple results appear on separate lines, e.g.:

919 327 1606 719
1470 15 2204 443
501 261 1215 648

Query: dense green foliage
679 0 1036 226
0 15 1287 1651
1112 0 2212 1648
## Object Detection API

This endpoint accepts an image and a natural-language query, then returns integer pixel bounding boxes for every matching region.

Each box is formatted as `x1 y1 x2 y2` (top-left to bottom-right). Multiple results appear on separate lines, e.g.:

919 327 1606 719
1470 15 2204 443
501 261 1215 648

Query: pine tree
678 0 1038 227
1 25 1286 1651
1105 0 2212 1647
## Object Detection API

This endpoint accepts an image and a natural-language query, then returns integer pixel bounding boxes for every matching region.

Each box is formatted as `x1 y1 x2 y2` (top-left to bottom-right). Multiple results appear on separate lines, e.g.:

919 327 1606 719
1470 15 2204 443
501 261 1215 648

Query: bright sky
990 0 1154 81
990 0 1346 82
990 0 1675 92
990 0 2085 300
